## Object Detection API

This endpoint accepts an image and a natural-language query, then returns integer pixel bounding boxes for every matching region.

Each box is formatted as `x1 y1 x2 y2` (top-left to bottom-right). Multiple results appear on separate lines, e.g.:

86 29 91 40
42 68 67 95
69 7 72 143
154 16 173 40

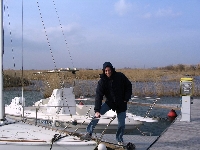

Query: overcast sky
2 0 200 70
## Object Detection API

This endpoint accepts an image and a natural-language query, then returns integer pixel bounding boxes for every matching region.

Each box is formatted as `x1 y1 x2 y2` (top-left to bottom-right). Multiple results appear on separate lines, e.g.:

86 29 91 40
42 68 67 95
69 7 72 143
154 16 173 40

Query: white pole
0 0 5 121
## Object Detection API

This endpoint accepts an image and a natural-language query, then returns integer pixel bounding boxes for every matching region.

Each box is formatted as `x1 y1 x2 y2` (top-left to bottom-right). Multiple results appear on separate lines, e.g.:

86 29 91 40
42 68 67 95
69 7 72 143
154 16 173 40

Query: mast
0 0 4 121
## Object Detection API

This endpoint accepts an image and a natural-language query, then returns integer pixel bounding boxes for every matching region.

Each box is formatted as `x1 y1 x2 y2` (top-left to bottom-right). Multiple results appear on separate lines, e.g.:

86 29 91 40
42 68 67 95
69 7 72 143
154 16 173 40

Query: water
4 90 44 106
83 97 181 136
128 97 181 136
4 89 181 136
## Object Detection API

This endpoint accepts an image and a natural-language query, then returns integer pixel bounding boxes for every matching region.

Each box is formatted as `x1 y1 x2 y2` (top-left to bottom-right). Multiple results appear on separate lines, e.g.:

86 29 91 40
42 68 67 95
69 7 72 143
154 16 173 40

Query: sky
2 0 200 70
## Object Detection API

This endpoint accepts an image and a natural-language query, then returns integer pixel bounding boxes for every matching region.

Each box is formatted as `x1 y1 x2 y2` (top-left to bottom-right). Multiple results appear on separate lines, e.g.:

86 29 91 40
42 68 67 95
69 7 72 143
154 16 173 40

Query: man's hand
95 112 101 118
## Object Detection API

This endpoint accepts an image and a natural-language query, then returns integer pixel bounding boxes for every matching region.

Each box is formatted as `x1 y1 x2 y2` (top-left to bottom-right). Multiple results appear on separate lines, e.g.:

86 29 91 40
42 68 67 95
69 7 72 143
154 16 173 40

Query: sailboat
0 1 97 149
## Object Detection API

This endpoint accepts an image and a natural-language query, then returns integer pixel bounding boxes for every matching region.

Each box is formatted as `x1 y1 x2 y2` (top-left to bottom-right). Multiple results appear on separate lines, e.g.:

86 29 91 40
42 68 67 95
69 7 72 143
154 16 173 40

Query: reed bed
3 68 200 98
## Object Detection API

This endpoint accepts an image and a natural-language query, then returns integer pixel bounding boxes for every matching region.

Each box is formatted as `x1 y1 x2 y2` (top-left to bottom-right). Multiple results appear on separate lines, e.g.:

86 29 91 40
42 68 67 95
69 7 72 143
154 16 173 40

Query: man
82 62 132 146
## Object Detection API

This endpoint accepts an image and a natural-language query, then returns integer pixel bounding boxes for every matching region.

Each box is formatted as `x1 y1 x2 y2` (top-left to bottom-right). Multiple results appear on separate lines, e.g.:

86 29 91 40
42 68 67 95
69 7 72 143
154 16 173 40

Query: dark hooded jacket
94 62 132 114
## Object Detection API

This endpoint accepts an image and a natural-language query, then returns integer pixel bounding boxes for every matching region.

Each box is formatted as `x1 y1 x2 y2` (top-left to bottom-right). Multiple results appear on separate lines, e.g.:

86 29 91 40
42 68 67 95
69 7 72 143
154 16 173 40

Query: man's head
103 62 114 78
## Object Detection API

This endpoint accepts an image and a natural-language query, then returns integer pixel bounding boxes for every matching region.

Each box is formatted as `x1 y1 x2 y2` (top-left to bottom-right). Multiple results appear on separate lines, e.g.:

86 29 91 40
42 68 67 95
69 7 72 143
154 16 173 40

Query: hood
101 62 115 78
103 62 113 70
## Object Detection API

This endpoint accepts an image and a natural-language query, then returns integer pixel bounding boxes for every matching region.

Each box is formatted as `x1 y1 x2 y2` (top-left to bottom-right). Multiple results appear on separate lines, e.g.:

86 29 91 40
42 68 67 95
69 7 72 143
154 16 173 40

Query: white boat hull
5 88 145 134
5 111 143 134
5 88 158 134
0 121 97 150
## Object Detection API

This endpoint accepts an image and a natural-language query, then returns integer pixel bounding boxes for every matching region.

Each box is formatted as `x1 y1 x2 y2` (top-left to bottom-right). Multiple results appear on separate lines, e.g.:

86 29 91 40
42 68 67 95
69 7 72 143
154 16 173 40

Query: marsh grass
3 68 200 97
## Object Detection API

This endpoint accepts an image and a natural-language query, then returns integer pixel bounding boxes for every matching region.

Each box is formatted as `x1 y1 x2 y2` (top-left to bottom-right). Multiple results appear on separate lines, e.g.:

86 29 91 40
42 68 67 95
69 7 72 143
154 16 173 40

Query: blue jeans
86 102 126 142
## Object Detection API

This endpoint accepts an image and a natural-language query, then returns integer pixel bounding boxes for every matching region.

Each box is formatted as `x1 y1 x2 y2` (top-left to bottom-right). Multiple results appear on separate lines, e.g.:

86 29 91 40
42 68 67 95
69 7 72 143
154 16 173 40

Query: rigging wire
51 0 75 69
4 1 16 70
51 0 78 91
35 1 74 118
35 2 114 144
51 0 78 86
35 1 58 72
3 1 28 120
3 0 19 92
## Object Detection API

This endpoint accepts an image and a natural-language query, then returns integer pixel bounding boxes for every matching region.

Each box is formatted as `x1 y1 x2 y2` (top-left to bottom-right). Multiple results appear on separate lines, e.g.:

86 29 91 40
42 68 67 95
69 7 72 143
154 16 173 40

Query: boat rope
49 106 93 149
93 115 116 149
128 96 160 118
97 115 116 143
50 122 73 149
50 134 62 150
144 98 159 118
51 0 75 68
39 105 93 147
36 105 92 150
126 96 160 136
136 127 146 136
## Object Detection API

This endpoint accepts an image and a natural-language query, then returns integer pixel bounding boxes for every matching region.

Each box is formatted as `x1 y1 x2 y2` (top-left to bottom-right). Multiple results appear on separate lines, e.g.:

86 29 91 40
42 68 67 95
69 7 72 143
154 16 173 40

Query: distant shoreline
3 68 200 97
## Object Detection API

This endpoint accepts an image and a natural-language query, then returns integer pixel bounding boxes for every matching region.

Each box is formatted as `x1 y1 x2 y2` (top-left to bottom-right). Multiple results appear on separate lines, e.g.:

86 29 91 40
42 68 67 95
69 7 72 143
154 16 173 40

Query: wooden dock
148 98 200 150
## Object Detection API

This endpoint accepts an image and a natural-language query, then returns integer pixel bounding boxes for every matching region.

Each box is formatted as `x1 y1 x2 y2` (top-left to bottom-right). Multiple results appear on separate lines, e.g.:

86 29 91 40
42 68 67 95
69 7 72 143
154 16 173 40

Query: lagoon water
129 97 181 136
4 89 181 136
